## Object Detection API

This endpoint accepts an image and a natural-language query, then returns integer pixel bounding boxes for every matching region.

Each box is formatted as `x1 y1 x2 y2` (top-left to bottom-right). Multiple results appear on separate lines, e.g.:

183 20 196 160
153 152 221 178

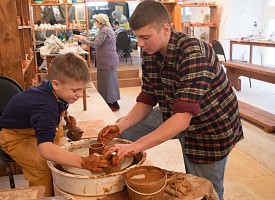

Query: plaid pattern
138 30 244 163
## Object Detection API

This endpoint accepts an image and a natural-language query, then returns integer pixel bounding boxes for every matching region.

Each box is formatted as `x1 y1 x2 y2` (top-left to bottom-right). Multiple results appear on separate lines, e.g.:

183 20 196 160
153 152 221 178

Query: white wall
218 0 265 63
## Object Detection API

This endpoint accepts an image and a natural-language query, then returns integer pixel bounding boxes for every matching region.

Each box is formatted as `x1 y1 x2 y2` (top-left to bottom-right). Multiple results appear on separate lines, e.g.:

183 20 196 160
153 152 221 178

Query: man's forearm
117 102 152 133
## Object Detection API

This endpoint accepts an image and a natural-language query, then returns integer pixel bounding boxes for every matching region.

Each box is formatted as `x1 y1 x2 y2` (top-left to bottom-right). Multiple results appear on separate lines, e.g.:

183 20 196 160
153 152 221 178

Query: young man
98 1 244 199
0 53 108 197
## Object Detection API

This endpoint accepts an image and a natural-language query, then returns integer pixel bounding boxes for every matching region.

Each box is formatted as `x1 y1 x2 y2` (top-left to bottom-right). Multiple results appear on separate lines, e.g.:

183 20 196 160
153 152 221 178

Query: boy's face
133 23 170 55
52 79 86 104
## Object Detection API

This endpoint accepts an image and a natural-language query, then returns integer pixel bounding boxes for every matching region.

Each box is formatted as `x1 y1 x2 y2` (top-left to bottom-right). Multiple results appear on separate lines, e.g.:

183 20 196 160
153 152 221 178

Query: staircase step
92 78 142 88
90 68 140 81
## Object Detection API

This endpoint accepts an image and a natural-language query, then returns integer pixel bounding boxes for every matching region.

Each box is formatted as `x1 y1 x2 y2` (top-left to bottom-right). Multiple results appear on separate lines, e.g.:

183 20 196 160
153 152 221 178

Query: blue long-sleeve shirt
0 81 68 145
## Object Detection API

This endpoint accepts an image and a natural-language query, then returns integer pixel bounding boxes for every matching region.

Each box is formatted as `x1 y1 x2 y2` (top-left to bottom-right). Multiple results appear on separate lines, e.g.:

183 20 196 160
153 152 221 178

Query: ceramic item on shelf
17 16 21 26
27 48 33 60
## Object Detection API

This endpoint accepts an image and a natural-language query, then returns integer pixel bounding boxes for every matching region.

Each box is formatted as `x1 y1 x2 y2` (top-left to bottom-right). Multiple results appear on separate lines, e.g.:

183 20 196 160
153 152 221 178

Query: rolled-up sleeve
136 91 157 107
172 99 201 115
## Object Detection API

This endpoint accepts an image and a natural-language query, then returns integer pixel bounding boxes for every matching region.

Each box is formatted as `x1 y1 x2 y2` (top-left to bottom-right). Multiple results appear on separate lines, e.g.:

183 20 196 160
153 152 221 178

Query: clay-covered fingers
102 144 136 166
97 125 120 145
81 154 108 172
64 115 77 127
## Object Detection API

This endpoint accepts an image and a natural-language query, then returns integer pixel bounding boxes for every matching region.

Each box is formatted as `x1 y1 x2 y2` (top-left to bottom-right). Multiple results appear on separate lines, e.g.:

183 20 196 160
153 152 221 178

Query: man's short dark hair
129 0 171 32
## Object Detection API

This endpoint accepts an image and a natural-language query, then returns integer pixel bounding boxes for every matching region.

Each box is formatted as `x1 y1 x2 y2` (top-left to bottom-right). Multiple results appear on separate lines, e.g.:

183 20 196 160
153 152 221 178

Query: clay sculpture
64 114 84 141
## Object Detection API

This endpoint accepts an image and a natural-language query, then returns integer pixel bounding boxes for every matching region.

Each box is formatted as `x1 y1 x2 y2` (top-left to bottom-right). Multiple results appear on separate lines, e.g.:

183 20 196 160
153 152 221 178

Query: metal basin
48 138 146 196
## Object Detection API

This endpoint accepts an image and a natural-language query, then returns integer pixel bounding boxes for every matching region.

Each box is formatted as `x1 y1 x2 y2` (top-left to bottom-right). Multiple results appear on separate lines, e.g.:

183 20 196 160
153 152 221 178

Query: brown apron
0 127 64 197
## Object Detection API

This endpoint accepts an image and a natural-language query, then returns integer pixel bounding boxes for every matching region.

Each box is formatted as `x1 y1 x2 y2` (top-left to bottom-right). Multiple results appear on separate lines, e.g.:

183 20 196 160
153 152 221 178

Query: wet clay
67 126 83 141
125 166 167 200
89 142 105 155
103 153 123 174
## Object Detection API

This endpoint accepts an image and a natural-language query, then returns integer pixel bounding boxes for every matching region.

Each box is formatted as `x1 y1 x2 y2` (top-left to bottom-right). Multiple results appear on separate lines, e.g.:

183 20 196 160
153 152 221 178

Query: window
263 0 275 67
266 19 275 65
269 0 275 6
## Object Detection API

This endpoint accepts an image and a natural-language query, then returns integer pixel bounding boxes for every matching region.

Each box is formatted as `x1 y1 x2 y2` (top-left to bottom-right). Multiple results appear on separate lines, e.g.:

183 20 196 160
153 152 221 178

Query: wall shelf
0 0 35 89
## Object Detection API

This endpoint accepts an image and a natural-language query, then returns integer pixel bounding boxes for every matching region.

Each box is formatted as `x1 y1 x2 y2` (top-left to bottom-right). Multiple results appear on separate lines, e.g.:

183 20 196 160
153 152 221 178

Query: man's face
133 24 169 55
52 79 86 104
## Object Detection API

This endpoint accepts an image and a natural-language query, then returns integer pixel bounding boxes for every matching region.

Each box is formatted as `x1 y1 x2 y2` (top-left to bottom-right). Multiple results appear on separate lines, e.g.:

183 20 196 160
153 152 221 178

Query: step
90 68 140 81
92 78 142 88
238 100 275 133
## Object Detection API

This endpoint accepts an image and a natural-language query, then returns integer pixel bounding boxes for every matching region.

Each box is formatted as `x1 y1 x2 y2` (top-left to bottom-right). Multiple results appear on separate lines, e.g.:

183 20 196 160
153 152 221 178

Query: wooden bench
223 61 275 91
238 100 275 133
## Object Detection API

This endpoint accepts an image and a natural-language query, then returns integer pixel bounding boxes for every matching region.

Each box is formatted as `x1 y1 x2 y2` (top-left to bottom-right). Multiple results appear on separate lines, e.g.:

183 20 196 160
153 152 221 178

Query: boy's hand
81 154 108 171
97 125 120 145
64 115 77 128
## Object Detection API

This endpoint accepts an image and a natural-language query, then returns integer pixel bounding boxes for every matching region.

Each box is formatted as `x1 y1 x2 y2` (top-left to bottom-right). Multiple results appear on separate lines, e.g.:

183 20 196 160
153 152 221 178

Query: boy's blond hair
48 53 90 84
129 0 171 32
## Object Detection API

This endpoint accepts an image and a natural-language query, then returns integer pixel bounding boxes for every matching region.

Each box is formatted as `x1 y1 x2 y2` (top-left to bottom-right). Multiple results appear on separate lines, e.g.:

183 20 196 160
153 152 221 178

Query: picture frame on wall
75 7 85 21
114 5 124 15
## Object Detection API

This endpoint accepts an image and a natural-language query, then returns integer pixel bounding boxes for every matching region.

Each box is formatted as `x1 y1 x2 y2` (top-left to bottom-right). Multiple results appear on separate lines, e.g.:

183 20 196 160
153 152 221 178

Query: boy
98 1 244 200
0 53 108 196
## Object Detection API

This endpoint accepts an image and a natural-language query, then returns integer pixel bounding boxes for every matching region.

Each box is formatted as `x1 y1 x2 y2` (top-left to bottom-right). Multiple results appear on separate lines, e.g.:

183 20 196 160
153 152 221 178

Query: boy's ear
51 80 60 90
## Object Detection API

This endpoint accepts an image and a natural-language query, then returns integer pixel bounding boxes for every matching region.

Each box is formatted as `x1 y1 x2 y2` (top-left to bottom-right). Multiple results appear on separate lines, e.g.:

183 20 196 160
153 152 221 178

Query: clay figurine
67 126 83 141
64 113 84 141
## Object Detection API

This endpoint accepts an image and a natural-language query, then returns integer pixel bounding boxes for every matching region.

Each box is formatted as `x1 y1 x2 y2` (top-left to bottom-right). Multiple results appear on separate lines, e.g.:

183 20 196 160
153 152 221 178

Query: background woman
75 14 120 111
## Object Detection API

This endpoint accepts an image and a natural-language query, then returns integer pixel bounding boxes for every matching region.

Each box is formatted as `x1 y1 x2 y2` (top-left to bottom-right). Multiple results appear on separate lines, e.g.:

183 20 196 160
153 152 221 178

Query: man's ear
162 23 171 36
51 80 60 90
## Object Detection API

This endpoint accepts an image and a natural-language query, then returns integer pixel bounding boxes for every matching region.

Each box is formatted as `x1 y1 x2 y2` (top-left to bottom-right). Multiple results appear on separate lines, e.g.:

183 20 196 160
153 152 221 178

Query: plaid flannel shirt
137 30 244 163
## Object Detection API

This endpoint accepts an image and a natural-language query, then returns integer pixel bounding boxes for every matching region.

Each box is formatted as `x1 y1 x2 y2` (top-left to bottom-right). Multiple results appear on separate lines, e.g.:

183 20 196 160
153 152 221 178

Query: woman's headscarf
94 14 111 28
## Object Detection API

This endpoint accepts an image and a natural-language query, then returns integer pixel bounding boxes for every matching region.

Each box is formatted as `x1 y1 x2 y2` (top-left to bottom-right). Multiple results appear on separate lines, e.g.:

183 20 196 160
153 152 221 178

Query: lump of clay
67 126 83 141
64 113 83 141
103 152 122 174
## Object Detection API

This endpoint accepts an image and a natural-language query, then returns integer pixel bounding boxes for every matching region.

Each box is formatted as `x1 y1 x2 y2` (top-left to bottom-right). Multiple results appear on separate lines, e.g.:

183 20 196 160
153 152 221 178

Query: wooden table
44 51 89 111
229 39 275 63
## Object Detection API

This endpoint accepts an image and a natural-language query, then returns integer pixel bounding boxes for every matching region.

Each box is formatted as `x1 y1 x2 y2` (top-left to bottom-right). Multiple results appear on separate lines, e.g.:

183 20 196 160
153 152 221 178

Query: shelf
179 4 217 7
31 2 85 6
36 72 48 75
22 56 34 74
30 0 91 84
31 3 67 6
183 23 216 28
33 27 87 31
18 25 32 29
162 1 177 4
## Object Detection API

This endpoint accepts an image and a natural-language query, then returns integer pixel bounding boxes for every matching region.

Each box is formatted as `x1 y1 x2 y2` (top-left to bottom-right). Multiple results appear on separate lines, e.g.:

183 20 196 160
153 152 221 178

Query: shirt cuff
172 99 201 115
136 91 157 106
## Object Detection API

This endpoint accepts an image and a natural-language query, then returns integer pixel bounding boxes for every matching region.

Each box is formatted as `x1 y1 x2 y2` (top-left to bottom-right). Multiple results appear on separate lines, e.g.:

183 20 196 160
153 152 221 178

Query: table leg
249 45 253 63
83 89 87 111
226 68 242 91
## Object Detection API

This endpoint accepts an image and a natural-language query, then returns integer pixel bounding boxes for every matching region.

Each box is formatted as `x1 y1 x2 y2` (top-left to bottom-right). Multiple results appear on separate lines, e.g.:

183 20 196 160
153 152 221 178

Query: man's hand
102 144 136 166
81 154 108 171
97 125 120 145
